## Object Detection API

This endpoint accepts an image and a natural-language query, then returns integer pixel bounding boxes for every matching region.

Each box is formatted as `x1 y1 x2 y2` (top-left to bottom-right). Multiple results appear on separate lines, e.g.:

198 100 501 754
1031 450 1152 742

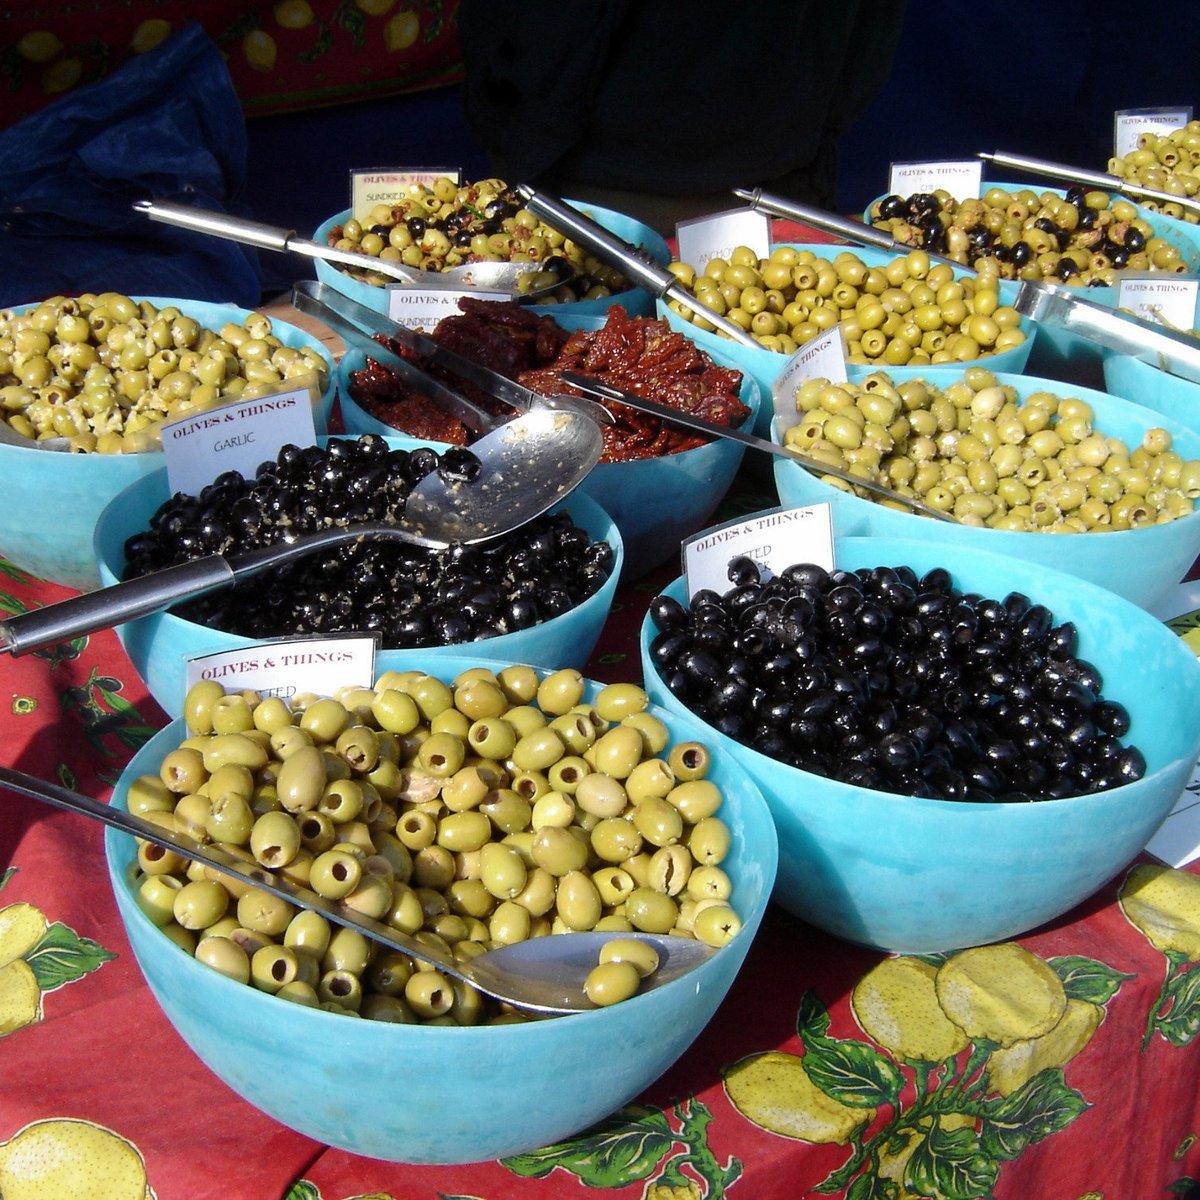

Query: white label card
184 635 380 706
675 208 771 277
889 160 982 202
1117 274 1200 333
682 503 835 600
385 286 508 330
350 167 462 223
1114 108 1192 159
771 326 848 436
162 384 317 498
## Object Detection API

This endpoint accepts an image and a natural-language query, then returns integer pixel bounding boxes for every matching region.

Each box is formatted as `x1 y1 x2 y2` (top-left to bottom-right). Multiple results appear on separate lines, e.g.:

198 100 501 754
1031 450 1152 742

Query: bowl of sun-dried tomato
338 301 763 579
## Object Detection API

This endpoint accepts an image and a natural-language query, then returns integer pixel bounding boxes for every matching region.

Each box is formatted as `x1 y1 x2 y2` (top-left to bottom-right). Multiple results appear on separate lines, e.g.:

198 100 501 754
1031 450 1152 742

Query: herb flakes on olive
130 670 739 1020
649 557 1145 803
120 434 614 648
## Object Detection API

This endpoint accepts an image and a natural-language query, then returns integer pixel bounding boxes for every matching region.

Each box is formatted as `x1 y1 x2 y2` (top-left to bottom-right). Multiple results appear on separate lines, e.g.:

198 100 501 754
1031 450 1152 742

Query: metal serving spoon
559 371 956 523
0 764 715 1015
0 405 604 657
979 150 1200 221
134 199 579 301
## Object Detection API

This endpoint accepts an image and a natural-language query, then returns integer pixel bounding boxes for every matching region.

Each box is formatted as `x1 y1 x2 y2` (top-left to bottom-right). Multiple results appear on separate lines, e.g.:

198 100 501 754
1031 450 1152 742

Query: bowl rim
639 536 1200 815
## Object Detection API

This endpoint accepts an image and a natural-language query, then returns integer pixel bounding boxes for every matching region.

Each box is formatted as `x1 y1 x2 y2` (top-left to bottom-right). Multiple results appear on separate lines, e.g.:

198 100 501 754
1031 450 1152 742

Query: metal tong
732 187 969 273
291 281 612 430
516 186 762 349
134 199 575 300
979 151 1200 221
1013 279 1200 385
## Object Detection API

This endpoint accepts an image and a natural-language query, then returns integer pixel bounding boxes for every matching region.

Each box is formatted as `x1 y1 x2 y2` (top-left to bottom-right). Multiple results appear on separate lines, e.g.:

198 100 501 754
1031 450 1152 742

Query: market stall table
4 503 1200 1200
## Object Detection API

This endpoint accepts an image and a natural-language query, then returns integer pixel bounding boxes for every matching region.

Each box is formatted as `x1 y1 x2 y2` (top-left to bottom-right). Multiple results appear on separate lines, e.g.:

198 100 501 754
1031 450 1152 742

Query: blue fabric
0 22 261 309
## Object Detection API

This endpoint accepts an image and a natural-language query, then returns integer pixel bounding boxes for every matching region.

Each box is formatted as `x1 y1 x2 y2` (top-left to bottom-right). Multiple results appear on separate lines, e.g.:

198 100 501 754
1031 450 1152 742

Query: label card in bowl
682 503 834 599
1113 108 1192 159
1117 275 1200 333
161 385 317 497
772 326 848 436
676 208 770 277
888 160 982 201
350 167 462 222
185 635 379 706
386 286 508 330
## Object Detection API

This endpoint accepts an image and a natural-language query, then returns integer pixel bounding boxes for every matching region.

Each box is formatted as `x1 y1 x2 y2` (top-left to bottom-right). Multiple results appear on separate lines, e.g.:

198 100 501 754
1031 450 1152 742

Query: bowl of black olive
94 435 622 717
639 534 1200 953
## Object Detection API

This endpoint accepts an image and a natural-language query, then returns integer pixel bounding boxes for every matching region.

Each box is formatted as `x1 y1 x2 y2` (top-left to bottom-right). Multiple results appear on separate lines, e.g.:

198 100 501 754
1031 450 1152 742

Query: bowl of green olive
94 435 623 718
657 244 1036 440
105 660 778 1162
864 183 1200 384
312 177 671 319
639 535 1200 952
771 368 1200 612
0 294 336 592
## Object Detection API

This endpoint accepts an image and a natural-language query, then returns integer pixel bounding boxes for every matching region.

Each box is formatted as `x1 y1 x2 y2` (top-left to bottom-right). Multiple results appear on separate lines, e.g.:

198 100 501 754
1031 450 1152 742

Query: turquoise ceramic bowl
313 200 671 320
0 297 337 592
656 243 1036 441
639 536 1200 952
866 185 1200 385
1103 352 1200 436
93 438 624 717
337 317 763 580
104 658 778 1163
772 371 1200 612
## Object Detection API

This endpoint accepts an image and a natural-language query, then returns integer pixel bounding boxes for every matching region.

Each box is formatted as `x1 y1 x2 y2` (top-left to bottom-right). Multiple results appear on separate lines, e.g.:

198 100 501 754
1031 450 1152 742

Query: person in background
457 0 907 236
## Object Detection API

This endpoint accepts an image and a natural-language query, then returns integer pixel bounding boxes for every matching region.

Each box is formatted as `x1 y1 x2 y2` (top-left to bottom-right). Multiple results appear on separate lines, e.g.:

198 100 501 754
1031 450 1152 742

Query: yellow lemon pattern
0 1118 155 1200
723 941 1125 1198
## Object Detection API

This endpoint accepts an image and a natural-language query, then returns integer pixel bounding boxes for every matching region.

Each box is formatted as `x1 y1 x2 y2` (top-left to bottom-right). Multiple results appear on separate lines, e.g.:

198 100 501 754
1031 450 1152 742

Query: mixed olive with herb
129 669 740 1019
648 557 1144 802
121 435 614 646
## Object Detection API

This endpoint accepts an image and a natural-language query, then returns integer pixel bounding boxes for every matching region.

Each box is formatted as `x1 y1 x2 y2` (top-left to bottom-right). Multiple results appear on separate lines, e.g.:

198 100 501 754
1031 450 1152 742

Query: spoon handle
559 372 955 524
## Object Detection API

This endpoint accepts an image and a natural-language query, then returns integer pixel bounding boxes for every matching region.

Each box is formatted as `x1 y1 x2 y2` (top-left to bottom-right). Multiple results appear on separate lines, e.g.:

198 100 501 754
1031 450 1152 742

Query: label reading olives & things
385 287 509 330
771 326 848 434
350 167 462 223
162 385 317 497
1114 107 1193 159
1116 275 1200 332
888 160 982 203
682 503 833 599
184 635 379 707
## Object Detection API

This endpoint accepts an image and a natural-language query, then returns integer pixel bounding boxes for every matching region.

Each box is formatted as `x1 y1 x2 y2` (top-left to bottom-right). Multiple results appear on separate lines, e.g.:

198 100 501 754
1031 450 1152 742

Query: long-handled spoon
0 405 604 657
134 199 580 301
0 764 714 1014
559 371 956 523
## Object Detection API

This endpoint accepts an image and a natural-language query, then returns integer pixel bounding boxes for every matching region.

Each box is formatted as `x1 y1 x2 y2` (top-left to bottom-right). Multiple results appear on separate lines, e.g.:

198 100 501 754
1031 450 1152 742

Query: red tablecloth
4 507 1200 1200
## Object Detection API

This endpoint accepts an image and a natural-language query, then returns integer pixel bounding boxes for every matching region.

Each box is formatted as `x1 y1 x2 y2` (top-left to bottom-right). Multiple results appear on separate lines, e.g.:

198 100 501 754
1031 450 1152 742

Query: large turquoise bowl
1103 351 1200 436
313 200 671 320
639 536 1200 953
93 438 623 717
104 659 778 1163
337 316 763 580
772 371 1200 613
0 297 337 592
656 243 1036 441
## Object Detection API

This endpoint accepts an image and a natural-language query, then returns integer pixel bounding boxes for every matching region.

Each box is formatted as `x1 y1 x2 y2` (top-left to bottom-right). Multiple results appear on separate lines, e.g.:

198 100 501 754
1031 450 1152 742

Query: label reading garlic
161 383 317 498
350 167 462 223
676 207 771 277
185 635 380 707
682 503 834 600
1117 275 1200 333
385 285 509 330
772 325 848 437
1113 108 1192 159
888 160 982 202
